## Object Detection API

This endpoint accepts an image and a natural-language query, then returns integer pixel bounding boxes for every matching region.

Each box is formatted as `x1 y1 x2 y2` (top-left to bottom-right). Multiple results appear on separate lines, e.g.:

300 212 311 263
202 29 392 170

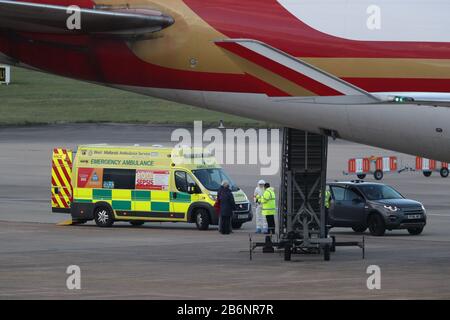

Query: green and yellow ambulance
51 145 252 230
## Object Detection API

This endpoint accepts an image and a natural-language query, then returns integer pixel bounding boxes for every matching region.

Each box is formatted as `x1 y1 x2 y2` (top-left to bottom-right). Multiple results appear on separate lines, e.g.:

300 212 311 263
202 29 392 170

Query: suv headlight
421 204 426 211
384 205 399 212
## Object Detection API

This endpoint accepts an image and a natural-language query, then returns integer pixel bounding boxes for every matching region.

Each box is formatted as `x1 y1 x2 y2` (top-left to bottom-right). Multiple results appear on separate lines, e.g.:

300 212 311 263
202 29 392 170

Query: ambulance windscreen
192 168 238 192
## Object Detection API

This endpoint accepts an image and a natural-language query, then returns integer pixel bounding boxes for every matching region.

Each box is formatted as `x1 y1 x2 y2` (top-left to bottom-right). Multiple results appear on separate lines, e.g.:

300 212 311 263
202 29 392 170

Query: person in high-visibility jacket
260 182 276 234
325 189 331 209
324 188 331 227
254 179 268 233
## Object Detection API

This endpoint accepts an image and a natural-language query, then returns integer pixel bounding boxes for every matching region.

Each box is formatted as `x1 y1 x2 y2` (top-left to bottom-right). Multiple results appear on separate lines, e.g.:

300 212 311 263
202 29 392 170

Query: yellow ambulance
51 145 252 230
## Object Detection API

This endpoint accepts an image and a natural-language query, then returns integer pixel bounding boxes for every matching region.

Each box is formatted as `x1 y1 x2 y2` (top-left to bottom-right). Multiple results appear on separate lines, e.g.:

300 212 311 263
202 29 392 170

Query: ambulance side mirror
188 183 200 194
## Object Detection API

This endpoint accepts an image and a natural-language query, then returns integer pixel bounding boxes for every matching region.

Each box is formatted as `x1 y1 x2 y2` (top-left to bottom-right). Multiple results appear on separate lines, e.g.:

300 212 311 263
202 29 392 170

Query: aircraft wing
371 92 450 107
216 39 450 107
216 39 381 103
0 0 174 39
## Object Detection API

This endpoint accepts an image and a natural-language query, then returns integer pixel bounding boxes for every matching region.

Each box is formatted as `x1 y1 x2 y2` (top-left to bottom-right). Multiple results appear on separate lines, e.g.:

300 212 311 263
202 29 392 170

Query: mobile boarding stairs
249 128 365 261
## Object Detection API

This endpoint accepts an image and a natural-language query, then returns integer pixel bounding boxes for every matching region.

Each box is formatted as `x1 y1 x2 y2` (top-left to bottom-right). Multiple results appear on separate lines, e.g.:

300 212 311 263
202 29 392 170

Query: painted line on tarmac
0 198 48 202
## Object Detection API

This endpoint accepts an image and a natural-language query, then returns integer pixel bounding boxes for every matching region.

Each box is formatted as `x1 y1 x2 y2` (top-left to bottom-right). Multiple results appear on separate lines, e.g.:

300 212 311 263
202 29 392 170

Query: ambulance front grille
234 203 249 212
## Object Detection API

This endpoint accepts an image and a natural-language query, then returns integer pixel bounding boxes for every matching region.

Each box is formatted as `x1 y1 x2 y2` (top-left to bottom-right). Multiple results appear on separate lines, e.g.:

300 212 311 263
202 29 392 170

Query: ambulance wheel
374 170 384 180
94 206 114 227
232 222 243 229
195 209 210 230
357 174 366 179
423 171 432 177
129 221 145 226
440 168 449 178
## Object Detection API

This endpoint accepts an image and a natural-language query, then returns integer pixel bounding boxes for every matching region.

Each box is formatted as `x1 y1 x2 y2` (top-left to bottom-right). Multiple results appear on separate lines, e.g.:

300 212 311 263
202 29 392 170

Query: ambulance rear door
51 148 73 213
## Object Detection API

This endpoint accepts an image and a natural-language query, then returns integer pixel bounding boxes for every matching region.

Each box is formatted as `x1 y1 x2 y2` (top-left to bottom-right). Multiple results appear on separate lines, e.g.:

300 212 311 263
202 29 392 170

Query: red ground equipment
415 157 449 178
346 156 398 180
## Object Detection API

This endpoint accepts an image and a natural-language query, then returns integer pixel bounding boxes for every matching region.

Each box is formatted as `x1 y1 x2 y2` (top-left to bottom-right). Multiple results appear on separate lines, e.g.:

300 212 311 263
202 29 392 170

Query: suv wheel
407 227 424 235
195 209 210 230
440 167 449 178
368 214 386 236
94 206 114 227
357 174 366 180
352 226 367 233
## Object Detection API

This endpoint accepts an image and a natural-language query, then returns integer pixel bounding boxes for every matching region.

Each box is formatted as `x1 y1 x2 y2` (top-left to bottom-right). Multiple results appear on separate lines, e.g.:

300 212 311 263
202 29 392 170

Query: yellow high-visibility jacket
260 187 276 216
325 190 331 209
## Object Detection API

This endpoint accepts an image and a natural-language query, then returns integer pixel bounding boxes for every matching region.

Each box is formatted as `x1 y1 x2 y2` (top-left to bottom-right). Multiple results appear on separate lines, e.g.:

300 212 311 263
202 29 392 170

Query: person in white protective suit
254 179 268 233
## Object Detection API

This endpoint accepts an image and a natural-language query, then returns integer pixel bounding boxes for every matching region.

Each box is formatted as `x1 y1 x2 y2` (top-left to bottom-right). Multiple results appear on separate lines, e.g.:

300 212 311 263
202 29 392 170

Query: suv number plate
407 214 421 219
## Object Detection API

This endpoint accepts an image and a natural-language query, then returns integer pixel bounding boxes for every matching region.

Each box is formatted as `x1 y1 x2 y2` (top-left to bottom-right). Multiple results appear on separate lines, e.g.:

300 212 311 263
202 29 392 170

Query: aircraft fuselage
1 0 450 160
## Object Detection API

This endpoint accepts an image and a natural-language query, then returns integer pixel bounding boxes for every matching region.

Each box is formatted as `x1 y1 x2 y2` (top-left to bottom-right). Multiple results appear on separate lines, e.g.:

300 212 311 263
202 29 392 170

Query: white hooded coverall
254 186 268 232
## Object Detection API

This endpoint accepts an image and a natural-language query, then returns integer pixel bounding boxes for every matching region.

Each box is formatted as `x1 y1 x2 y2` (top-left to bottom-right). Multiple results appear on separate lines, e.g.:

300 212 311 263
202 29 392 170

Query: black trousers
219 216 232 234
265 215 276 234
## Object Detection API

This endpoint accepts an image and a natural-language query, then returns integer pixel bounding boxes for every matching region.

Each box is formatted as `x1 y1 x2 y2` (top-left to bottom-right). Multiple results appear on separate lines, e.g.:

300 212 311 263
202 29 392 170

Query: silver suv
327 181 427 236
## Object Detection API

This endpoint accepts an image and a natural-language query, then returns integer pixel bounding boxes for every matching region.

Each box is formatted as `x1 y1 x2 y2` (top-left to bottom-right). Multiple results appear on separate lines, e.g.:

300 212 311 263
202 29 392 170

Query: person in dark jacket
218 180 235 234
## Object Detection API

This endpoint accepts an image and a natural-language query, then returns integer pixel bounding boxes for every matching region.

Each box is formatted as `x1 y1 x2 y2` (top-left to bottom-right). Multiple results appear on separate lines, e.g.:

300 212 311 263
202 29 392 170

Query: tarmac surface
1 124 450 299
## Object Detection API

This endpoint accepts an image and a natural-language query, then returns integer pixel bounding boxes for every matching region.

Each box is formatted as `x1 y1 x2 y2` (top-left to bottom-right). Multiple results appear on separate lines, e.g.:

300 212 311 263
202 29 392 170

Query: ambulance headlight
208 194 217 201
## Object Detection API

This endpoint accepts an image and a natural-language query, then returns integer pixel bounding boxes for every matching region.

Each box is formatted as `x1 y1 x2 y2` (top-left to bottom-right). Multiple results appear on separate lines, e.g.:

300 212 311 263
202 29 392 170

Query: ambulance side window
175 171 196 193
103 169 136 189
175 171 188 193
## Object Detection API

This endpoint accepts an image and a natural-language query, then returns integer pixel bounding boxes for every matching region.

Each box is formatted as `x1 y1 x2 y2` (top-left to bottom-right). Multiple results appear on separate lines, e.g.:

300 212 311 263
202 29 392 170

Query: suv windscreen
358 184 403 200
192 168 238 191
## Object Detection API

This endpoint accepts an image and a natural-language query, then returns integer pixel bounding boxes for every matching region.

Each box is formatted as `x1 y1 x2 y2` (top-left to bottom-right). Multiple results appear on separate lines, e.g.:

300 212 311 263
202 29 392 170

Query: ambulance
51 145 252 230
